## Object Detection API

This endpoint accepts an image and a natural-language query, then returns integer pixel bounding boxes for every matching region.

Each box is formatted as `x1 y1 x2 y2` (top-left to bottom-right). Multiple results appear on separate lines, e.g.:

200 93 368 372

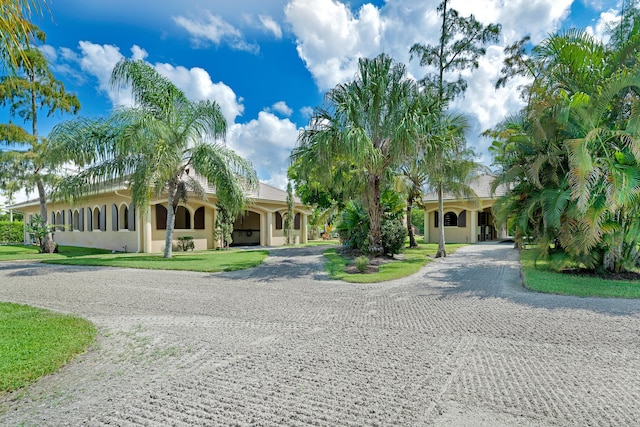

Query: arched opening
156 204 167 230
294 213 301 230
175 206 191 229
112 204 119 231
55 211 62 231
232 211 261 246
73 210 80 230
275 212 283 230
194 207 205 230
443 211 458 227
119 204 129 231
93 207 100 231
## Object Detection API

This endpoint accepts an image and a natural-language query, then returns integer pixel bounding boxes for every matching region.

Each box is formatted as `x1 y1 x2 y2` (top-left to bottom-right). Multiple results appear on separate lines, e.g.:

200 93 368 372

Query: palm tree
51 59 257 258
425 113 486 257
0 47 80 253
0 0 47 73
292 53 423 255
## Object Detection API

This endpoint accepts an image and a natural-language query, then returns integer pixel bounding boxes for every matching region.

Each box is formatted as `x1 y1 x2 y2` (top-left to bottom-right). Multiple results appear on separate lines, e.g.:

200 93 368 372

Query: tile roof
423 174 508 202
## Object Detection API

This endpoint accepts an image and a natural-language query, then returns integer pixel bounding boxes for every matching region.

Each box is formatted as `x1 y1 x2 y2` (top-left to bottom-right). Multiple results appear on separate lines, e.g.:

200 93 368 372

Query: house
10 181 312 253
422 175 509 244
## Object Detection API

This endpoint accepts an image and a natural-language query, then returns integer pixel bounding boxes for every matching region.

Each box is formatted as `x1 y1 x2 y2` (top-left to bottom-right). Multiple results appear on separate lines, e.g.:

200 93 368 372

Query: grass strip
520 249 640 298
0 303 96 394
41 249 269 272
0 245 111 261
325 242 467 283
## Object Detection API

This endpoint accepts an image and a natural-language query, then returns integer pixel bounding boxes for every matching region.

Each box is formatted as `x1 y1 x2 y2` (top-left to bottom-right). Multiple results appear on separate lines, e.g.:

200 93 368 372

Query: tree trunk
407 196 418 248
436 184 446 258
36 178 56 253
163 182 177 258
368 175 384 255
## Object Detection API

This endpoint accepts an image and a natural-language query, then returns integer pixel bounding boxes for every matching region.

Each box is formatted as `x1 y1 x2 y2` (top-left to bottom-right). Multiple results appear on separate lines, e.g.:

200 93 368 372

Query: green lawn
0 244 268 272
0 244 111 261
325 242 467 283
42 249 269 273
520 249 640 298
0 303 96 394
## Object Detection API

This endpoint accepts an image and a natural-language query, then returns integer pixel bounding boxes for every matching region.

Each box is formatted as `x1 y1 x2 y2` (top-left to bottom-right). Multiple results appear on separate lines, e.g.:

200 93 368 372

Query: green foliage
214 203 235 248
26 213 56 253
355 255 369 272
324 242 467 283
175 236 194 251
336 201 370 252
292 53 426 255
411 208 425 234
0 302 96 393
490 28 640 273
0 220 23 243
284 181 294 244
381 219 407 256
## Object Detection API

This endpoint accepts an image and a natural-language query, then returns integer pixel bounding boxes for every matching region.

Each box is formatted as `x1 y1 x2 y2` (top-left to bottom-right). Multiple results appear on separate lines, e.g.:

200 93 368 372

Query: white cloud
259 15 283 39
300 106 314 118
173 13 259 53
270 101 293 116
586 9 618 41
285 0 581 164
227 111 300 186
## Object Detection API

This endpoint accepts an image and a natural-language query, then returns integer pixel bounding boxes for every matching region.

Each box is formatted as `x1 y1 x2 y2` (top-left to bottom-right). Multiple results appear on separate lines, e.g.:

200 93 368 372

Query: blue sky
1 0 622 205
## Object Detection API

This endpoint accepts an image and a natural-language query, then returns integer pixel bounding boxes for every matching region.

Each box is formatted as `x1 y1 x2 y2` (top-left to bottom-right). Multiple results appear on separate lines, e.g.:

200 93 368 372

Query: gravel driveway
1 242 639 426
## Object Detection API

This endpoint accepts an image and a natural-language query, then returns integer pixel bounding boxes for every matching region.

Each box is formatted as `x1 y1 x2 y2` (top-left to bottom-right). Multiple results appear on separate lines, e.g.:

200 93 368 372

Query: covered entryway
231 211 261 246
477 208 496 241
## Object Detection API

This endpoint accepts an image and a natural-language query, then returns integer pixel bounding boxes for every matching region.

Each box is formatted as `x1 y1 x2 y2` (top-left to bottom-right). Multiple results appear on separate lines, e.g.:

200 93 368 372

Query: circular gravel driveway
1 242 639 426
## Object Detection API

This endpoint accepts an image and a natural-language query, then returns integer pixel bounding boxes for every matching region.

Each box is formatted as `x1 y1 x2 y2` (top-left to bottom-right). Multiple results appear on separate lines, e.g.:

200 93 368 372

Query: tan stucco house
11 181 312 253
422 175 509 244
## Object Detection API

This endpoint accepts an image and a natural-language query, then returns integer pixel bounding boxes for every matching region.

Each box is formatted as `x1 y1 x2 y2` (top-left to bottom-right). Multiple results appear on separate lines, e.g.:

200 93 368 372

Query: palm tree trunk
163 182 177 258
368 175 384 255
36 177 55 253
436 184 446 258
407 196 418 248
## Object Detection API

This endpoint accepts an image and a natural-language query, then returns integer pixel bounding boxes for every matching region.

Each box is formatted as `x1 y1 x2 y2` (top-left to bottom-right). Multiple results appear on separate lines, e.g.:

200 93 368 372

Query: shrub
355 255 369 272
0 221 24 243
176 236 195 251
381 218 406 256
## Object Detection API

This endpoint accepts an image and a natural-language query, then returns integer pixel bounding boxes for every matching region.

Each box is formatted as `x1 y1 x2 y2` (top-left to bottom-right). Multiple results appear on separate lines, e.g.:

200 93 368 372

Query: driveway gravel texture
1 242 639 426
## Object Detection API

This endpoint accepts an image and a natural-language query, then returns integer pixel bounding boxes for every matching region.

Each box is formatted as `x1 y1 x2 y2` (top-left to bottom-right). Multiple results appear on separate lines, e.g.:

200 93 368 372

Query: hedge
0 222 24 243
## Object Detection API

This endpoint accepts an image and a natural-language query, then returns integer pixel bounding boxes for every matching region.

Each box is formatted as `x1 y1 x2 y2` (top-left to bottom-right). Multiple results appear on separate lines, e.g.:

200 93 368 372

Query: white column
266 211 273 246
470 209 477 243
423 210 429 243
301 213 308 244
144 206 152 253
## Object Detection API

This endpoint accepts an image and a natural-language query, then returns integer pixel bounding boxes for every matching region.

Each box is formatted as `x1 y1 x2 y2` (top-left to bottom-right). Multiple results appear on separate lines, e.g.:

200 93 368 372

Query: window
68 210 73 231
275 212 283 230
87 207 93 231
294 213 301 230
194 207 205 230
56 211 62 231
73 210 80 231
118 204 129 231
112 204 119 231
434 211 438 228
175 206 191 229
156 204 167 230
443 212 457 227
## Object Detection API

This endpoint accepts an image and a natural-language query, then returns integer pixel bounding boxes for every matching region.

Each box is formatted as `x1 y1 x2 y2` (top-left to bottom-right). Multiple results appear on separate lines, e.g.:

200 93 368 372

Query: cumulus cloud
270 101 293 117
300 106 314 119
586 9 618 41
259 15 283 39
227 111 300 187
285 0 581 163
174 12 259 53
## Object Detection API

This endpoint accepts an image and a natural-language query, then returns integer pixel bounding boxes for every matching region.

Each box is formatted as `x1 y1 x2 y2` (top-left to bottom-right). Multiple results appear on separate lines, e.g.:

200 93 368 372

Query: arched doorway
231 211 261 246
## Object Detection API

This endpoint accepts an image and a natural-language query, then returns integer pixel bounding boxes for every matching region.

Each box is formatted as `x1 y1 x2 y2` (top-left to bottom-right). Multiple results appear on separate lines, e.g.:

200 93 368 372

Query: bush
176 236 195 251
355 255 369 272
0 221 24 243
381 218 406 256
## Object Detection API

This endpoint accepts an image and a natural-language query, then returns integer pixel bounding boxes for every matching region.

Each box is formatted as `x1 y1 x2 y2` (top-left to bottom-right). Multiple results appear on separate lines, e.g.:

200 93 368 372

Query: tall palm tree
51 59 257 258
0 47 80 253
292 53 423 255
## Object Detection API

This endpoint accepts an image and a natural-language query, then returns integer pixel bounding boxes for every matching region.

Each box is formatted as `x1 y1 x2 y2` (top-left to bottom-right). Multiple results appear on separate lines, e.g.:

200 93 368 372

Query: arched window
194 207 205 230
175 206 191 229
112 204 119 231
275 212 283 230
56 211 62 231
87 207 93 231
73 210 80 231
68 210 73 231
93 207 100 231
119 204 129 231
444 211 457 227
294 213 301 230
156 204 167 230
